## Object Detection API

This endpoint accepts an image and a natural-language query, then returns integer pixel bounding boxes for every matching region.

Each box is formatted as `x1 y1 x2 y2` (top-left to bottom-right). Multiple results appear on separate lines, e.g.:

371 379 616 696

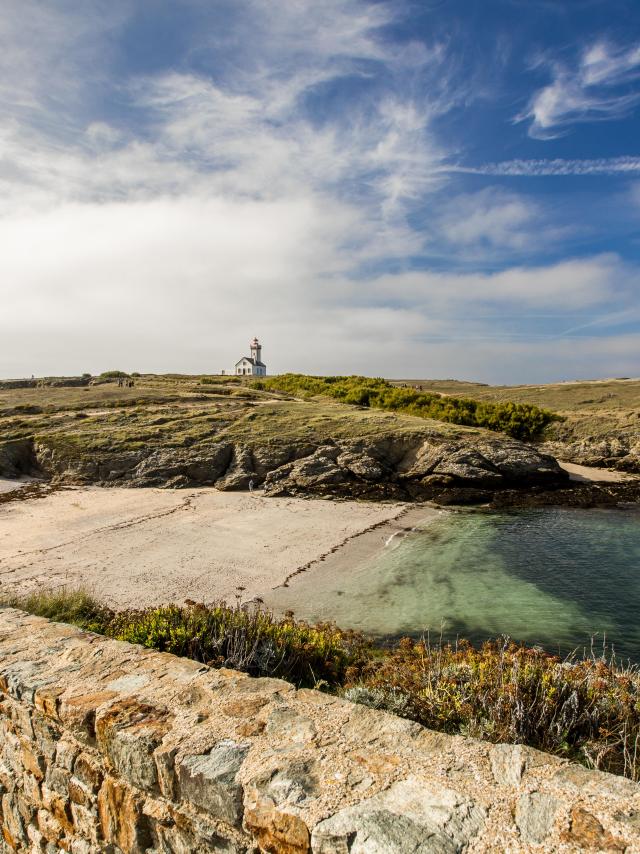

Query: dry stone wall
0 609 639 853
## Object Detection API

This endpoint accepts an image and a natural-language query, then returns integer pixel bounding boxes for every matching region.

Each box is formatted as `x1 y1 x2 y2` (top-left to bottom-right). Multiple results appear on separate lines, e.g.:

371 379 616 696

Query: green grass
2 589 109 633
258 374 559 441
1 375 479 473
392 377 640 444
5 589 640 781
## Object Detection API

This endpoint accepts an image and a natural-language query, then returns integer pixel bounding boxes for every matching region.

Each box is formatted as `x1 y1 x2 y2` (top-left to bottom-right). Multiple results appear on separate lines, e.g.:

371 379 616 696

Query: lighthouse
234 337 267 376
250 337 262 365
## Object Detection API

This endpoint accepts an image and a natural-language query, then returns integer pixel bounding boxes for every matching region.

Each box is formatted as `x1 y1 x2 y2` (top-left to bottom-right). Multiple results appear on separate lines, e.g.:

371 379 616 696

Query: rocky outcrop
0 441 36 479
2 431 569 504
0 609 638 853
0 376 92 390
541 434 640 474
260 436 566 501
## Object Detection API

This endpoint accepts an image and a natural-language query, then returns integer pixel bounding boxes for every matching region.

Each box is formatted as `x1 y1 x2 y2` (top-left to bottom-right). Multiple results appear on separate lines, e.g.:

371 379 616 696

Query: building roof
235 356 266 367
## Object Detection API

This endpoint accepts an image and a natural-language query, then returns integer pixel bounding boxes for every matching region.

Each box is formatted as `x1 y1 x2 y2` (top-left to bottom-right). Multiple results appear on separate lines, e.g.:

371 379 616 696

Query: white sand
558 461 637 483
0 487 407 608
0 477 37 495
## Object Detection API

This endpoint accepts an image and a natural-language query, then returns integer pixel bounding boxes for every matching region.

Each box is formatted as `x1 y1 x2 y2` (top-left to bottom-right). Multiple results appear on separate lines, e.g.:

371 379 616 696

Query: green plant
107 602 369 686
99 370 130 379
260 375 559 440
1 589 110 633
347 636 640 780
5 589 639 780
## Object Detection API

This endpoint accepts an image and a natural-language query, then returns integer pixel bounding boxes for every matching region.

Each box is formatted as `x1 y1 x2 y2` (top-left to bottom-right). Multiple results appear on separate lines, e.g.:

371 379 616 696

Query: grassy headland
257 374 558 441
4 589 639 782
393 376 640 460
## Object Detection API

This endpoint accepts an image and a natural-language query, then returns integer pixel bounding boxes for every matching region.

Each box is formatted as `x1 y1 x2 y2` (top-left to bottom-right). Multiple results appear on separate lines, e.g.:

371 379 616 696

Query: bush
348 636 640 780
260 375 559 440
5 589 639 780
200 376 241 385
108 602 369 686
99 370 129 379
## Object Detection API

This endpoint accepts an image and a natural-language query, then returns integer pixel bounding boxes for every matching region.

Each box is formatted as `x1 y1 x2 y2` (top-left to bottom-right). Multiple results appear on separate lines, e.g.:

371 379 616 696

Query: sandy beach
0 477 36 495
558 461 636 483
0 486 409 608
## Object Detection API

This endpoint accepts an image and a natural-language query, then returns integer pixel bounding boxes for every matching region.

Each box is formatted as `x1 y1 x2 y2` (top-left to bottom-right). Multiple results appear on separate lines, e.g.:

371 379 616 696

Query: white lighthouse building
235 337 267 376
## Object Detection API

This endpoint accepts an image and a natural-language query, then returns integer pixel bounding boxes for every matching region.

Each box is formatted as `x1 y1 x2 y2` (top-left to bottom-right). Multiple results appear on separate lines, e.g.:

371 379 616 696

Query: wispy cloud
0 1 638 382
449 156 640 176
517 40 640 138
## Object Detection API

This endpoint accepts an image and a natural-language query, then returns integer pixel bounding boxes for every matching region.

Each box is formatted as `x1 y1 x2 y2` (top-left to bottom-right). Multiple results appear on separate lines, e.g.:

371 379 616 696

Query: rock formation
0 431 569 504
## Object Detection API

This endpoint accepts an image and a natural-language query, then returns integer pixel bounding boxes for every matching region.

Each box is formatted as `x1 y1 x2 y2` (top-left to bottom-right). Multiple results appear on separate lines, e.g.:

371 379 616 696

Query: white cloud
449 156 640 177
0 190 635 382
517 41 640 138
436 188 541 252
365 254 627 311
0 2 638 383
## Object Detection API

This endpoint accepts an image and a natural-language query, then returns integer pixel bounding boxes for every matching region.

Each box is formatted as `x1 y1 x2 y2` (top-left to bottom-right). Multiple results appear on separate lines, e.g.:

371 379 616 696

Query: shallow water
269 506 640 661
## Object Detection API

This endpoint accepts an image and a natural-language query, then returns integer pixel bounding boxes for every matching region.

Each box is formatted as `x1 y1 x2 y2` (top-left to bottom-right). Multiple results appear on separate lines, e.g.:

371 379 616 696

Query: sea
269 505 640 662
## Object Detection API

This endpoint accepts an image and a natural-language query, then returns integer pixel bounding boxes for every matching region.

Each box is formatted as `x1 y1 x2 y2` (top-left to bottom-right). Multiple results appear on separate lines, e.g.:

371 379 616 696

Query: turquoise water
270 506 640 661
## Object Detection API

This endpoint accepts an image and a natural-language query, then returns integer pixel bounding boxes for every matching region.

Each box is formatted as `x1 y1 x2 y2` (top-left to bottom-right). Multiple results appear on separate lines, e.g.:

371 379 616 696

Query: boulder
129 443 233 487
215 446 256 491
0 440 36 478
311 778 485 853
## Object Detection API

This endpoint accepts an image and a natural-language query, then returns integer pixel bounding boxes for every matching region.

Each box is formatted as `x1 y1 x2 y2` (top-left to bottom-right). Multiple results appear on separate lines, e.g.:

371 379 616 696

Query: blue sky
1 0 639 381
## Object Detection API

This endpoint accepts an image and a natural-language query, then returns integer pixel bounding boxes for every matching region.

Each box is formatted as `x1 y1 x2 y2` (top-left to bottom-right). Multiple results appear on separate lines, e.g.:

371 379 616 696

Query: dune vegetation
5 590 639 782
257 374 559 441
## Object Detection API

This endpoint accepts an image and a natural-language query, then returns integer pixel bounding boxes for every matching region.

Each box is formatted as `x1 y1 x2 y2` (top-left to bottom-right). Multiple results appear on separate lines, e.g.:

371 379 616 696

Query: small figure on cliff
249 478 254 493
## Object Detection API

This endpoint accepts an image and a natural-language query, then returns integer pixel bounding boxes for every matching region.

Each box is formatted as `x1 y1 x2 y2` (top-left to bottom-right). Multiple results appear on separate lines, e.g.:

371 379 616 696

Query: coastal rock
541 434 640 474
0 440 36 478
311 778 485 853
336 450 385 481
431 448 505 485
266 446 350 495
25 426 570 502
216 446 256 491
129 443 233 487
177 739 249 827
515 791 560 844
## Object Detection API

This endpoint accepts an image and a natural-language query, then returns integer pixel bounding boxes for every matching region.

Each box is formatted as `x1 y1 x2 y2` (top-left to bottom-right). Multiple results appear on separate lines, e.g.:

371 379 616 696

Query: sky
1 0 640 383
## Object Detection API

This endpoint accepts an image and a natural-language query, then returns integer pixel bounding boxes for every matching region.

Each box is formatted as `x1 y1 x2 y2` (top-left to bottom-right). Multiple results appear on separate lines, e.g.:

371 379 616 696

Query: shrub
260 375 559 440
108 602 369 686
5 589 639 780
99 370 129 379
348 636 640 780
200 376 241 385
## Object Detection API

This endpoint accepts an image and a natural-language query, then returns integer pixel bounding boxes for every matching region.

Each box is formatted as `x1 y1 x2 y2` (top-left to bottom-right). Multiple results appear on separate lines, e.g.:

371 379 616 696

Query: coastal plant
259 374 559 441
1 588 110 634
347 636 640 780
4 589 639 781
105 601 371 687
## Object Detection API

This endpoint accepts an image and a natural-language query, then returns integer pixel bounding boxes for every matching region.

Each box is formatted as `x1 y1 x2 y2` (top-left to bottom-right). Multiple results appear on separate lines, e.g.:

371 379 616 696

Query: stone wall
0 609 638 853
